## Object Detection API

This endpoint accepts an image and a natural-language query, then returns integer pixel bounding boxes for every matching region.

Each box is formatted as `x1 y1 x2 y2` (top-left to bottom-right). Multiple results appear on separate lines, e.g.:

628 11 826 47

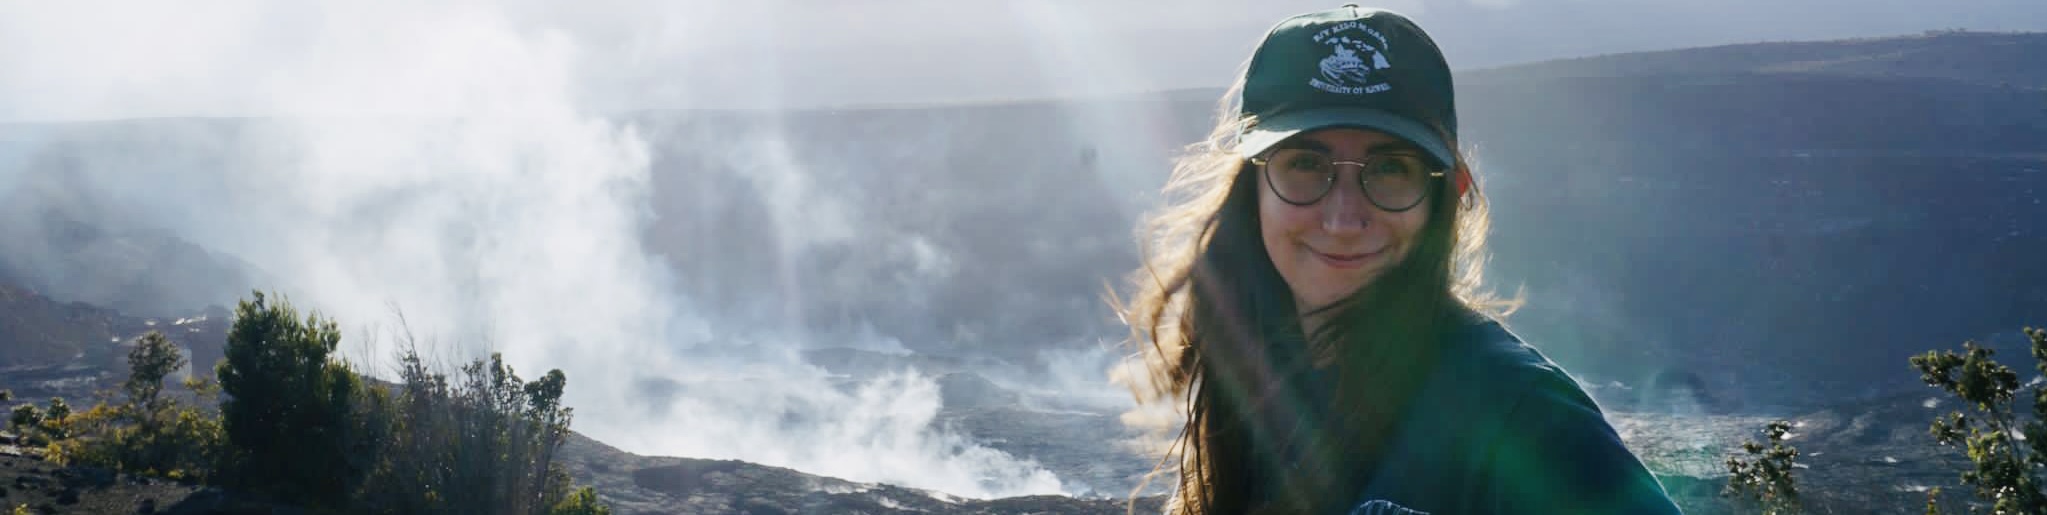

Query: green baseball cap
1236 5 1458 170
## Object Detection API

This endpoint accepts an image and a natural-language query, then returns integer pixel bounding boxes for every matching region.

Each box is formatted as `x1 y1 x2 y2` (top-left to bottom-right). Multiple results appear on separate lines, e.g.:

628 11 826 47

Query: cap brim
1237 107 1454 169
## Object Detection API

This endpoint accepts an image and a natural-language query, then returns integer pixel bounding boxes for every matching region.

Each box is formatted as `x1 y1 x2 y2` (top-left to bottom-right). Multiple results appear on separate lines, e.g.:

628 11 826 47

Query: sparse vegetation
356 344 580 514
1912 327 2047 514
43 331 225 481
2 291 613 513
7 397 79 446
1724 419 1802 514
207 291 608 513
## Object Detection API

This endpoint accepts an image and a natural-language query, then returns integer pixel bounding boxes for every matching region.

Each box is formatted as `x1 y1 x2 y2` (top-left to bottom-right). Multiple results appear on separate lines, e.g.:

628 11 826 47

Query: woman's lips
1311 247 1380 269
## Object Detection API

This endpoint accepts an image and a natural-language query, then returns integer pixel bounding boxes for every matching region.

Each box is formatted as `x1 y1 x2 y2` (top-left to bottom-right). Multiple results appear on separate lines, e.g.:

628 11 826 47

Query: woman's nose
1319 171 1371 235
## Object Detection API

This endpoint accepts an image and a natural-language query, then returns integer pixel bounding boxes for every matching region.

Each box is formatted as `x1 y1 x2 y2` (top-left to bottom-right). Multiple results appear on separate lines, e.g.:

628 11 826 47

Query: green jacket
1317 314 1683 514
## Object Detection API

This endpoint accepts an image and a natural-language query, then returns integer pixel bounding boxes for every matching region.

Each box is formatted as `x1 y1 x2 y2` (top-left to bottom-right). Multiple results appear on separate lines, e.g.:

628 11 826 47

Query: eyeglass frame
1247 150 1448 212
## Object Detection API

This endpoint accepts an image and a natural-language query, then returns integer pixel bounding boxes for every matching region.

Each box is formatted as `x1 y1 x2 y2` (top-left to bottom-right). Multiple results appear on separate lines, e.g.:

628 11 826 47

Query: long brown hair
1114 76 1511 514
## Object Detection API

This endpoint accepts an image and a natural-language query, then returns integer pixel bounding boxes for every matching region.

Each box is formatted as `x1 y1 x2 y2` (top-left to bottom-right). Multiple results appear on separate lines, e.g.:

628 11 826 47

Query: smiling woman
1116 5 1681 514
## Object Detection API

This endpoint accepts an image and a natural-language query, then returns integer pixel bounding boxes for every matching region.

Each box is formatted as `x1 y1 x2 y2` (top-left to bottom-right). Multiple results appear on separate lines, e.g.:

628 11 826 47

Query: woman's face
1256 128 1433 313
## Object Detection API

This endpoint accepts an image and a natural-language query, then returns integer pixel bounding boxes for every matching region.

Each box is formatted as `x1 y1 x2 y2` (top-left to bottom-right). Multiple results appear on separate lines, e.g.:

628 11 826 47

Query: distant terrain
2 31 2043 513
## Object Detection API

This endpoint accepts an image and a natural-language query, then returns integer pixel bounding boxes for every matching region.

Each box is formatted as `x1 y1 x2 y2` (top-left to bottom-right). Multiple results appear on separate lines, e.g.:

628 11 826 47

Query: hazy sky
2 0 2044 120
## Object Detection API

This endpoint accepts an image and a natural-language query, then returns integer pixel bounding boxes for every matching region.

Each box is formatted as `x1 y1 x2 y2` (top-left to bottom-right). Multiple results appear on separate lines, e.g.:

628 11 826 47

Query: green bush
1724 419 1801 514
124 332 184 425
549 486 612 515
45 331 226 481
9 397 76 446
41 397 71 440
215 292 377 507
9 404 41 438
1913 327 2047 514
356 344 579 515
73 394 227 481
45 401 120 467
80 291 612 513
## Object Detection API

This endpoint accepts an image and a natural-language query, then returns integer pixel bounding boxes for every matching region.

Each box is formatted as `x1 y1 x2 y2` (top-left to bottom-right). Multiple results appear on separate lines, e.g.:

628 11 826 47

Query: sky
2 0 2044 120
0 0 2043 500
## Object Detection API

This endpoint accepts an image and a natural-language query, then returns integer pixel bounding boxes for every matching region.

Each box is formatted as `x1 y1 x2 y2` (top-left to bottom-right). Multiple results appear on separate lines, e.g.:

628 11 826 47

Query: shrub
46 401 120 467
9 404 41 438
161 291 606 512
10 397 78 446
356 344 578 515
215 292 376 507
1913 327 2047 514
549 486 613 515
57 331 226 480
1723 419 1801 514
41 397 71 440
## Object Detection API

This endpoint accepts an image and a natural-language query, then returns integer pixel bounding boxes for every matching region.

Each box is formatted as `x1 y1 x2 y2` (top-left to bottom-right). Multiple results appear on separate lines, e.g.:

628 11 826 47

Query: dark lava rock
17 474 50 489
158 487 302 515
56 466 115 489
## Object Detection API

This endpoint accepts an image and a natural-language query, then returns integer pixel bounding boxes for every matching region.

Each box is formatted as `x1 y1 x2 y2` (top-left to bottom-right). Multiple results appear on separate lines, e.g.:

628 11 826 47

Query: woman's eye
1286 155 1328 172
1374 156 1420 175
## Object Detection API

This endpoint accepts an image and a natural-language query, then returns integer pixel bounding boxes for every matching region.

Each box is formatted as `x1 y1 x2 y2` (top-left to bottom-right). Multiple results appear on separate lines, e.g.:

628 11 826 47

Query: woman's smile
1308 246 1381 270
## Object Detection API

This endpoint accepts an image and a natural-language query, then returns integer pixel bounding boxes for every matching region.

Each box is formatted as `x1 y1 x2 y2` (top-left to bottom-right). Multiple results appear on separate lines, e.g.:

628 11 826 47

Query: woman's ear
1453 164 1471 199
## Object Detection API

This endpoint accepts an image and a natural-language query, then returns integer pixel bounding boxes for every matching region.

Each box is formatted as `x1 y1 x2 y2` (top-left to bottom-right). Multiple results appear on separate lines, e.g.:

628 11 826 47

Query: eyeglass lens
1261 148 1432 211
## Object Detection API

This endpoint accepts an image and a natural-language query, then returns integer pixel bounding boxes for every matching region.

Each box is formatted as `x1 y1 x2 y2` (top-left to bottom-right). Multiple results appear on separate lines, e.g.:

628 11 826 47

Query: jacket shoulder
1439 315 1579 402
1446 317 1683 514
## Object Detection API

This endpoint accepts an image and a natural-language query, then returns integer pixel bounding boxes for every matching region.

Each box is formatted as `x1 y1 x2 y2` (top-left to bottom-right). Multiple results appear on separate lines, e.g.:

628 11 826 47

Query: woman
1118 5 1681 514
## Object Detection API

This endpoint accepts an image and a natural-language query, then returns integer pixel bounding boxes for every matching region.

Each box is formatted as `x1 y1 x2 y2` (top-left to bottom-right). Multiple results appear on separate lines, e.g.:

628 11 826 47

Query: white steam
0 0 1066 499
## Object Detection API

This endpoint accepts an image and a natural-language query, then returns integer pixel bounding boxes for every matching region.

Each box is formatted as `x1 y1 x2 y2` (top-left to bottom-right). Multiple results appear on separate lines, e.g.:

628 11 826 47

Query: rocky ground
556 432 1161 515
0 431 1159 515
0 439 268 515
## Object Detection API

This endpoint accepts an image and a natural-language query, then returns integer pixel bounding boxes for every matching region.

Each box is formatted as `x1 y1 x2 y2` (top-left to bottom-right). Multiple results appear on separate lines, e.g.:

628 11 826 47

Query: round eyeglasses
1249 148 1446 212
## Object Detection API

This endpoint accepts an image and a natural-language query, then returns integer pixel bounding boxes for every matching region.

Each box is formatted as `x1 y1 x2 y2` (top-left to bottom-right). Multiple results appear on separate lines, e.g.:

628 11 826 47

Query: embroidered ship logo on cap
1309 21 1393 95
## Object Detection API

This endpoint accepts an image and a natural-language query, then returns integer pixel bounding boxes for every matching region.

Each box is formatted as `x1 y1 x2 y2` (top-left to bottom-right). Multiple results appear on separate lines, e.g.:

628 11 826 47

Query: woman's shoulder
1383 312 1597 458
1367 313 1681 513
1346 315 1674 513
1420 312 1619 448
1437 312 1584 402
